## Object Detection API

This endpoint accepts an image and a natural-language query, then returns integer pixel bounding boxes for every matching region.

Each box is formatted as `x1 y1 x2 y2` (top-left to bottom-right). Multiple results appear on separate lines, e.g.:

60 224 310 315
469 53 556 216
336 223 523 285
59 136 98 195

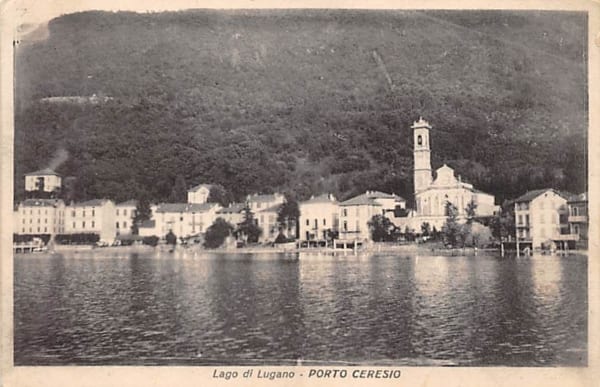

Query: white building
216 203 246 227
154 202 221 239
245 194 287 242
187 184 212 204
299 193 339 243
514 188 573 249
410 118 497 230
115 200 137 236
25 168 62 194
65 199 116 242
15 199 66 235
338 191 406 242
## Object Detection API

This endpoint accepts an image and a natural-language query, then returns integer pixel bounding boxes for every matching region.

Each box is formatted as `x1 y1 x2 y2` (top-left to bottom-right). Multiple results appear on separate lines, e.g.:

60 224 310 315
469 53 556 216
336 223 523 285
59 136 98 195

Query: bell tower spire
412 117 432 195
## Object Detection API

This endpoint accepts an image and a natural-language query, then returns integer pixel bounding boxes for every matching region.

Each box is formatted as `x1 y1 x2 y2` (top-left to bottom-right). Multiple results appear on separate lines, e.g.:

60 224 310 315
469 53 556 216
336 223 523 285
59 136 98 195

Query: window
323 218 326 226
22 228 25 233
518 215 523 225
343 221 348 231
37 227 40 232
29 227 32 233
116 209 119 216
92 221 95 228
83 210 86 217
123 221 126 228
72 222 76 228
37 218 40 223
342 209 347 217
116 222 120 229
306 219 310 226
525 214 529 226
572 207 578 216
123 209 127 216
417 135 422 145
44 227 47 232
22 218 25 224
82 221 86 228
314 219 318 229
29 219 32 224
72 210 75 217
92 209 95 216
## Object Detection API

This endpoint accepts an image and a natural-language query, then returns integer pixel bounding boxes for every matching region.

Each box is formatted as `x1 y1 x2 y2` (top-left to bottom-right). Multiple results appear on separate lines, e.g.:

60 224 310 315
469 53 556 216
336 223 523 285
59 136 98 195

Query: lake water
14 249 587 366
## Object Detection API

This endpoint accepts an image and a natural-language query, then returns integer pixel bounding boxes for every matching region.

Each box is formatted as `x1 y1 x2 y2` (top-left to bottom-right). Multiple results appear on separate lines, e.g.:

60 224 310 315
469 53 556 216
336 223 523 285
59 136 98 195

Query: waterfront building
567 192 588 249
216 203 246 227
15 199 66 235
24 168 62 196
115 200 137 236
338 191 405 242
153 202 221 240
187 184 213 204
411 118 497 229
244 193 287 242
65 199 116 242
299 193 339 244
514 188 574 249
246 193 285 212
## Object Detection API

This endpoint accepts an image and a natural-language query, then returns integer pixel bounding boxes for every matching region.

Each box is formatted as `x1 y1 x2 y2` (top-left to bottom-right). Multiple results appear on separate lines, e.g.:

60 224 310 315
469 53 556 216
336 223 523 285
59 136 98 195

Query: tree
169 175 187 202
490 203 515 241
420 222 431 236
165 230 177 245
207 184 233 206
368 214 394 242
236 206 262 243
131 196 152 235
466 199 478 223
277 198 300 238
441 201 461 247
325 229 339 243
204 218 234 248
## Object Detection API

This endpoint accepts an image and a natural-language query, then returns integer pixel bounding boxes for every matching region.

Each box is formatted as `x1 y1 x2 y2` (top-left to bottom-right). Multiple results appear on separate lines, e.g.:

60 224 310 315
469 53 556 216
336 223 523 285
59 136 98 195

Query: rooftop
116 199 137 207
155 202 218 213
514 188 572 203
188 184 213 192
217 203 246 214
339 193 382 207
247 193 284 203
25 168 61 176
302 193 338 204
20 199 64 207
71 199 112 207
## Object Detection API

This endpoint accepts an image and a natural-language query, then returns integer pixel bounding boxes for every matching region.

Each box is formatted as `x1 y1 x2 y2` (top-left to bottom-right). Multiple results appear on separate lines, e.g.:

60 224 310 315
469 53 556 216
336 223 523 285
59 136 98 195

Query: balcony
555 234 579 241
568 215 588 223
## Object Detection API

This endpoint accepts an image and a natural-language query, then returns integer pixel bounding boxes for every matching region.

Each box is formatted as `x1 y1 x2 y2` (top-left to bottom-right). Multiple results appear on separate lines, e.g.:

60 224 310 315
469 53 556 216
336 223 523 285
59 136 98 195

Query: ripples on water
14 250 587 366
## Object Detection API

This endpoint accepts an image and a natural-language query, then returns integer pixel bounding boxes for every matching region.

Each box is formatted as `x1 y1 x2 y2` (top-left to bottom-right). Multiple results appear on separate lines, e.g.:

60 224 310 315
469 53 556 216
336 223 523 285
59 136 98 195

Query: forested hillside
14 10 588 205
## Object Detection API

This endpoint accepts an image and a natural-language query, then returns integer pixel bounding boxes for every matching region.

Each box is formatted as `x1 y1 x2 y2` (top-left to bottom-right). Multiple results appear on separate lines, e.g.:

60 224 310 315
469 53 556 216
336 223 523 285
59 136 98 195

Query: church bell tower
412 117 432 195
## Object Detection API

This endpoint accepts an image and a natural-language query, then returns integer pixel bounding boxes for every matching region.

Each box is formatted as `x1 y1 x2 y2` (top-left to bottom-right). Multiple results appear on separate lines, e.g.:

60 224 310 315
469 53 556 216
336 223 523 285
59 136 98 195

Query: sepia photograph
1 1 598 386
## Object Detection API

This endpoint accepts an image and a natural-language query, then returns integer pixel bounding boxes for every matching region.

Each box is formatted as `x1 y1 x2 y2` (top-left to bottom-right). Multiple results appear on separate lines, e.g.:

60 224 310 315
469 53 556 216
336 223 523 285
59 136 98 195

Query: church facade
410 118 497 230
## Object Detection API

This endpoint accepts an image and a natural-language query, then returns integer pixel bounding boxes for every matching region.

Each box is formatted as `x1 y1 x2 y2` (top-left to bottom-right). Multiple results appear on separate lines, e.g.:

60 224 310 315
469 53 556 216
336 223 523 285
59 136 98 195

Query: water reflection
14 251 587 366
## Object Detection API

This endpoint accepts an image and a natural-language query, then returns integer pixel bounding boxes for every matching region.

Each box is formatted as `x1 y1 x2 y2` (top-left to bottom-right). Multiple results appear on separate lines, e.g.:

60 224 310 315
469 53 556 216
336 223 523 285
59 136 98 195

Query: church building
411 118 497 229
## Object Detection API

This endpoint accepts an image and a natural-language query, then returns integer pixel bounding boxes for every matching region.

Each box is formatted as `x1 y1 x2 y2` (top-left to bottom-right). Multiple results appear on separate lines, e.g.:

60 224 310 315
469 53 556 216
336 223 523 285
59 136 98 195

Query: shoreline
15 242 587 257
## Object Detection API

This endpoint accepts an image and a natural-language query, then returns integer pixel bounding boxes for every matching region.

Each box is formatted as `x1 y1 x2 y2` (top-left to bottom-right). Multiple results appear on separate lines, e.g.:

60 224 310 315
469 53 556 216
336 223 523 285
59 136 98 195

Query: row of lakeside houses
15 118 588 249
